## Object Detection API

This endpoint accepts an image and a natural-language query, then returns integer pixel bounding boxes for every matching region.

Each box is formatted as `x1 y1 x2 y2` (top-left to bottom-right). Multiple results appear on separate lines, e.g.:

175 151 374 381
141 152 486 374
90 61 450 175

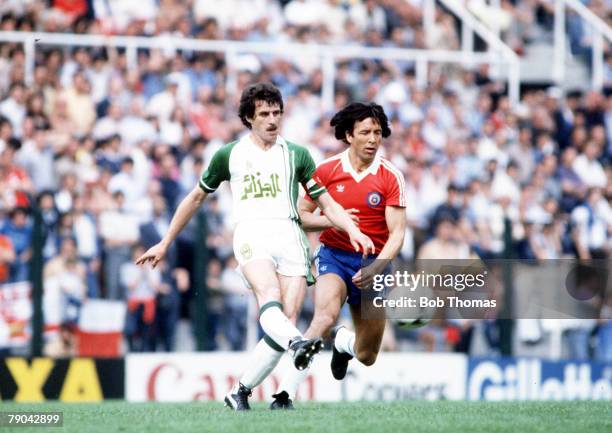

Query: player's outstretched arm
136 186 208 268
314 192 375 256
298 198 330 232
298 197 359 232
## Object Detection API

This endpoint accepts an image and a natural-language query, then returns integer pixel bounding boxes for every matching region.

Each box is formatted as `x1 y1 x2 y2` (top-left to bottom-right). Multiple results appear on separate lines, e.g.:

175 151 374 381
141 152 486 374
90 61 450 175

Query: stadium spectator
220 256 250 351
205 257 224 351
61 70 96 136
430 183 462 235
563 320 596 361
154 266 188 352
572 141 607 188
37 191 60 261
557 147 587 212
0 81 26 137
92 101 123 141
0 207 31 282
139 194 175 265
155 152 182 212
416 213 474 352
0 232 14 284
44 322 77 358
108 157 145 208
43 237 87 325
507 126 536 183
571 187 612 259
95 133 123 174
121 244 160 352
146 75 182 122
0 146 33 209
72 194 100 297
99 190 139 299
16 126 55 191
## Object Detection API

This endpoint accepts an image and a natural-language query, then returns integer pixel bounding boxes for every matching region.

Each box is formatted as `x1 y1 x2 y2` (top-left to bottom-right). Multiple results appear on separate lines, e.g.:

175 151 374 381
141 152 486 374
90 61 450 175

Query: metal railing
554 0 612 88
0 29 521 107
423 0 520 104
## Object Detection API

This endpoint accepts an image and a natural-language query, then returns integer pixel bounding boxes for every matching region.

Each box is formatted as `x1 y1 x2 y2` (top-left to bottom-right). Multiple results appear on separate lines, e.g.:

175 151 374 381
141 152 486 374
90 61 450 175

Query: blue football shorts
314 244 389 305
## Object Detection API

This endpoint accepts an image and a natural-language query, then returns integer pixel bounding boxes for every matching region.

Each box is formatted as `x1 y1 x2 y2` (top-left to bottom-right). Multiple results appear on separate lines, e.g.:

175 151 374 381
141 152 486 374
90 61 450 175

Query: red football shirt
306 150 406 254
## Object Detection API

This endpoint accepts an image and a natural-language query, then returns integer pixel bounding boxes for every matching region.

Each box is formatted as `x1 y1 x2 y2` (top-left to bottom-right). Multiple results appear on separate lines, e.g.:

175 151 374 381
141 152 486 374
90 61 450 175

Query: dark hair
238 83 283 129
36 189 55 203
434 210 458 228
9 207 29 218
9 81 25 92
330 102 391 144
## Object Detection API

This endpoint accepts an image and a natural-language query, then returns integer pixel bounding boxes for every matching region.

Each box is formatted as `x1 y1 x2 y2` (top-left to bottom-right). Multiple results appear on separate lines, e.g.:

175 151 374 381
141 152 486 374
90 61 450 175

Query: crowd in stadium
0 1 610 360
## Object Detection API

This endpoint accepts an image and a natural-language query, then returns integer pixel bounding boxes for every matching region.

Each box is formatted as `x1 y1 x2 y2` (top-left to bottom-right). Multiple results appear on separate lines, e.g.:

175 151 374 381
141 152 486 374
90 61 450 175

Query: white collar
244 133 286 150
340 149 381 182
275 135 288 149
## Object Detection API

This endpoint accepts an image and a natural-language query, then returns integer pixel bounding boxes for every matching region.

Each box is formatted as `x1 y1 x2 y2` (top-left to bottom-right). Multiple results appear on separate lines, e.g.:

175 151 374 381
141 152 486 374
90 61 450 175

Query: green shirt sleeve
293 144 327 200
199 142 234 193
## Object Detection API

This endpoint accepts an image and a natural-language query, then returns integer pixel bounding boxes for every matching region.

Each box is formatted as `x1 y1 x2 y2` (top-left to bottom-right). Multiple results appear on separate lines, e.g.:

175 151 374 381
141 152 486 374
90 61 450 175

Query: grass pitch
4 401 610 433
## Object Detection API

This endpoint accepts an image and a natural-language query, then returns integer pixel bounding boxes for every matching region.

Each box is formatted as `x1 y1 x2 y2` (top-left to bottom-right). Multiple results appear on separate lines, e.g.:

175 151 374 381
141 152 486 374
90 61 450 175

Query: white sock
276 365 310 399
259 301 302 349
236 338 284 391
334 327 356 357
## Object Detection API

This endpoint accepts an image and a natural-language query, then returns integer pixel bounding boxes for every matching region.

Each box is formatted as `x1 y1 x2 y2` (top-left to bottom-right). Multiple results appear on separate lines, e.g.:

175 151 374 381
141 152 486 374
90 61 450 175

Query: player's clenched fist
135 242 168 268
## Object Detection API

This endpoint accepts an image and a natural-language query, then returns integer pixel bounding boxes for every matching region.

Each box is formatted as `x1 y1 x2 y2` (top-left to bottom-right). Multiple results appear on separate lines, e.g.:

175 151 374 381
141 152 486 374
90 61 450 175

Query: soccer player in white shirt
137 83 374 411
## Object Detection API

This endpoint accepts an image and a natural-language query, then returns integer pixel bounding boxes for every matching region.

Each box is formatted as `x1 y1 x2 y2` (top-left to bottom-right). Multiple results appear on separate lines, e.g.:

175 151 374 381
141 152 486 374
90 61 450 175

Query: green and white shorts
232 219 312 281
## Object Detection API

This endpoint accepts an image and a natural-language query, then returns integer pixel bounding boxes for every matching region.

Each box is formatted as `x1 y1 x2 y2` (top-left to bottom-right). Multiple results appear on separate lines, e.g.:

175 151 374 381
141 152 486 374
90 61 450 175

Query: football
389 284 435 329
394 316 432 329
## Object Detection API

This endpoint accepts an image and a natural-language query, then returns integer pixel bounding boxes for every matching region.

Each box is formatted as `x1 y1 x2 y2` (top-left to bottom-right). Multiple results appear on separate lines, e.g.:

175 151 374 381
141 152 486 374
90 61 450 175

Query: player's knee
356 350 378 366
283 305 299 323
311 312 337 336
285 312 298 324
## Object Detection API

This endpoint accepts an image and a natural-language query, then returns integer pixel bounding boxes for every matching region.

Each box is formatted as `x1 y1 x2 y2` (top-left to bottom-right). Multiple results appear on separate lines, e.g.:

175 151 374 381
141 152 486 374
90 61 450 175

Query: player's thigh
241 259 282 306
274 223 313 285
278 274 307 324
307 273 347 339
349 303 386 360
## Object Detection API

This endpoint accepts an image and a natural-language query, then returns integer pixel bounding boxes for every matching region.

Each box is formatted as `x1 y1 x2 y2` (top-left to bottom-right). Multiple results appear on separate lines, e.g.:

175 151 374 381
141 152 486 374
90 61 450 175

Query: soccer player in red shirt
271 102 406 409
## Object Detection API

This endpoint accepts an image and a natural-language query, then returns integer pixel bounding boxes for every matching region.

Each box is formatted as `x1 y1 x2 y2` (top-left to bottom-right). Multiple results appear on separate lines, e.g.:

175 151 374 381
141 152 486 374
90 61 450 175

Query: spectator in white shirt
72 194 100 297
99 191 139 299
571 187 611 259
159 107 184 147
572 141 607 188
43 237 87 325
492 160 522 205
146 75 180 122
108 157 145 208
92 102 123 141
349 0 387 34
119 99 157 146
0 82 26 138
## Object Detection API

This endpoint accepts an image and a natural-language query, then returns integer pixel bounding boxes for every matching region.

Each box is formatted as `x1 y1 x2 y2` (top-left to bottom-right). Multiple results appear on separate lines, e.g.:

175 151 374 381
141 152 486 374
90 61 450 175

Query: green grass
3 401 610 433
